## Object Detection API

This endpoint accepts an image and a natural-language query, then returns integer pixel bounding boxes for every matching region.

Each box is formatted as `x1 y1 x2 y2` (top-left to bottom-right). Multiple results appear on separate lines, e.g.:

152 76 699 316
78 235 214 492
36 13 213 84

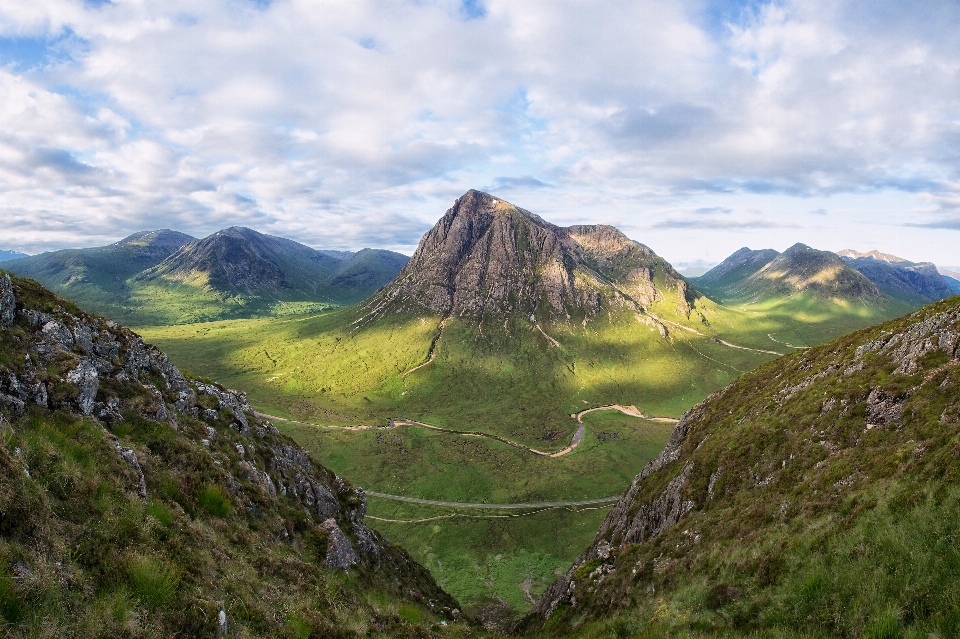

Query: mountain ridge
4 228 408 325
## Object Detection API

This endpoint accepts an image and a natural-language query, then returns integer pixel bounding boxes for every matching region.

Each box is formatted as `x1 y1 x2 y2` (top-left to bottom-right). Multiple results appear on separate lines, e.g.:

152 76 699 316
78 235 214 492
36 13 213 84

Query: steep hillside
5 229 409 325
523 296 960 638
0 272 472 637
839 249 953 305
692 247 779 298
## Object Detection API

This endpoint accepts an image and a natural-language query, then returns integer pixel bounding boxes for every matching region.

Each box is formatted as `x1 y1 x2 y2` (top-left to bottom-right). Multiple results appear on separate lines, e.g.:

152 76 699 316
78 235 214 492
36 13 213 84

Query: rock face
521 296 960 635
361 190 693 324
0 274 458 617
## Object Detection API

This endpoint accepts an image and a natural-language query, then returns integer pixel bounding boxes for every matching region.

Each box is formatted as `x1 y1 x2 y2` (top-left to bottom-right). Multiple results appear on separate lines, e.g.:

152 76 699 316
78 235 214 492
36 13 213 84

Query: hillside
0 271 473 637
522 295 960 638
691 247 779 297
839 249 953 305
4 229 408 325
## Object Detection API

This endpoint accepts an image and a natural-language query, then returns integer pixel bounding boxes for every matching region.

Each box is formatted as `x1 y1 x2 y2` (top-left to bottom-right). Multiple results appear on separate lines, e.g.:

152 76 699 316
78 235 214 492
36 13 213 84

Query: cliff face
361 190 692 324
522 295 960 637
0 273 463 636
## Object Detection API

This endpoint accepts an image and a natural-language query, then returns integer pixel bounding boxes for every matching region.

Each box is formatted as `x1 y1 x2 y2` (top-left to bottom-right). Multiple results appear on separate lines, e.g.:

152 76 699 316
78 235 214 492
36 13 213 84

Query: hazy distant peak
837 249 909 263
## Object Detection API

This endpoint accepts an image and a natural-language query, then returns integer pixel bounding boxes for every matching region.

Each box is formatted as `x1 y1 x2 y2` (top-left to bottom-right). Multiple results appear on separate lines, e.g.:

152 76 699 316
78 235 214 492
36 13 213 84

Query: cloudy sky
1 0 959 267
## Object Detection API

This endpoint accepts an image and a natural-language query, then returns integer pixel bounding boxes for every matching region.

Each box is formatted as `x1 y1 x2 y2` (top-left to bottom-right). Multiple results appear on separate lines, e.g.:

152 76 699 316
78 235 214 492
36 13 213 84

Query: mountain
4 229 195 292
523 295 960 637
691 247 780 297
2 230 196 321
836 248 909 263
0 272 471 636
4 228 409 325
938 267 960 295
362 189 696 325
839 249 953 305
694 243 881 304
0 250 28 263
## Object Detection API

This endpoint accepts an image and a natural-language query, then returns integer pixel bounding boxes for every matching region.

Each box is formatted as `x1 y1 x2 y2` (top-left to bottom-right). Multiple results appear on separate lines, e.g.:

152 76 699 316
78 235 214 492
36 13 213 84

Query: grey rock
0 274 15 329
66 359 99 415
321 518 358 570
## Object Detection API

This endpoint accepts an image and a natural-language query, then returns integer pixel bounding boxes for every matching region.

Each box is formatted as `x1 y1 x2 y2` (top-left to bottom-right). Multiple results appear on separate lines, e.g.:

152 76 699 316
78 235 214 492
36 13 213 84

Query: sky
1 0 959 267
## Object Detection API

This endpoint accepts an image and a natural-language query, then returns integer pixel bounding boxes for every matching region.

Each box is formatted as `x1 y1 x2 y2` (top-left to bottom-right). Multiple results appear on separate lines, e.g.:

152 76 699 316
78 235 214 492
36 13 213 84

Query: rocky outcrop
359 190 693 325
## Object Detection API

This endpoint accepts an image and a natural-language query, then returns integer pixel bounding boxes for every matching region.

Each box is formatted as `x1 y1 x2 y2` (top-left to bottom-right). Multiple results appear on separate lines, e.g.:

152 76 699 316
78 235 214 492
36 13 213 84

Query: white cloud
0 0 957 266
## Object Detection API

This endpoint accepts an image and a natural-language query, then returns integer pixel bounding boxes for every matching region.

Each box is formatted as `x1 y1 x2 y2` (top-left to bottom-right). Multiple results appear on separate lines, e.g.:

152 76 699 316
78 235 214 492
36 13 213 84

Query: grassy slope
136 291 910 618
533 295 960 639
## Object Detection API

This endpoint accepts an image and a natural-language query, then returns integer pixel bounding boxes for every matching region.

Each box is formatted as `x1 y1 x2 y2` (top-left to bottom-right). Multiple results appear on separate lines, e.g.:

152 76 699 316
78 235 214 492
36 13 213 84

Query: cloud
905 219 960 231
486 176 552 191
0 0 956 263
650 217 790 230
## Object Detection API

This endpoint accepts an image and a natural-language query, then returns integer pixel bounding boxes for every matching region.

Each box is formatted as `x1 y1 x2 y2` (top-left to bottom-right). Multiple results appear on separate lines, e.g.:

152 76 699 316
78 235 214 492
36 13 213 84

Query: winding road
362 491 622 509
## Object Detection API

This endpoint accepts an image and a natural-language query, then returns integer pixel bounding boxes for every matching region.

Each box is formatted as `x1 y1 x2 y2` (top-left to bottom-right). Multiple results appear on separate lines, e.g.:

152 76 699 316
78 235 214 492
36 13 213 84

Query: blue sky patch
460 0 487 21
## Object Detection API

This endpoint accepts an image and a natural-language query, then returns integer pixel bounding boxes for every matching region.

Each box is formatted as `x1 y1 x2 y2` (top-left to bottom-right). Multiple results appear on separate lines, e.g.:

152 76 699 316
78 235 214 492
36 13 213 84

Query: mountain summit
363 190 695 324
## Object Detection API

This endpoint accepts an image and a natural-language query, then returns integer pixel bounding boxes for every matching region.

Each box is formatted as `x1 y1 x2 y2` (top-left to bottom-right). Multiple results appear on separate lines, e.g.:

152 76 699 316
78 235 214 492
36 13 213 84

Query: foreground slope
523 296 960 637
0 272 471 637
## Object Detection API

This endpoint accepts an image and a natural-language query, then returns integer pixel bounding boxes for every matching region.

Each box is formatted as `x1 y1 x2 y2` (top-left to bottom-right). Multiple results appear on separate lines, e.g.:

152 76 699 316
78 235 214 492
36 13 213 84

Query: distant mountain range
0 249 29 262
694 245 957 307
2 228 407 324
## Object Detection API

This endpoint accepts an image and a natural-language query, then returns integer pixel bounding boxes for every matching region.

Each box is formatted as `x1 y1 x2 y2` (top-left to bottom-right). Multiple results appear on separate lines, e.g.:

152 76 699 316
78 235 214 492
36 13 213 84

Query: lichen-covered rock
321 518 358 569
0 274 15 328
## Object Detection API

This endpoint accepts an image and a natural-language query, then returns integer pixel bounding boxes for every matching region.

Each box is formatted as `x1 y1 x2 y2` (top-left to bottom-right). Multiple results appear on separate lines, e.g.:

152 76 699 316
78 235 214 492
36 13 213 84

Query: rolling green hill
523 295 960 638
4 228 408 325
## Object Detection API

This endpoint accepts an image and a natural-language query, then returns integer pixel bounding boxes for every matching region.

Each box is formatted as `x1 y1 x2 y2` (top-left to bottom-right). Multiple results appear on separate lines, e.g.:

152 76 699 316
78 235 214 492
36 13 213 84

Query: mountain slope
839 249 953 305
523 295 960 638
692 247 779 298
694 243 887 305
0 271 471 637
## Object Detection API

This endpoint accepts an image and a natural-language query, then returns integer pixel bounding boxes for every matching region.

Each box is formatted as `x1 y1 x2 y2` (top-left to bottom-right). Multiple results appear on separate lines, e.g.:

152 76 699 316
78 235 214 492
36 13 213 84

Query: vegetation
525 296 960 638
137 287 907 619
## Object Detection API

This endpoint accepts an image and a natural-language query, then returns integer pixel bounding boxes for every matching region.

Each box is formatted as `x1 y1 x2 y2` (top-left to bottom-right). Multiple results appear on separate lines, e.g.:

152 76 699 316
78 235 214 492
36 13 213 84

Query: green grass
135 290 914 622
276 413 672 614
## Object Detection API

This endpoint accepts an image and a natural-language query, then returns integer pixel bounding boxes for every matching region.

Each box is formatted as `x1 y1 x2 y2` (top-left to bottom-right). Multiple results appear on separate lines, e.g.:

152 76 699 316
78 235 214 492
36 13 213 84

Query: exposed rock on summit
362 190 694 324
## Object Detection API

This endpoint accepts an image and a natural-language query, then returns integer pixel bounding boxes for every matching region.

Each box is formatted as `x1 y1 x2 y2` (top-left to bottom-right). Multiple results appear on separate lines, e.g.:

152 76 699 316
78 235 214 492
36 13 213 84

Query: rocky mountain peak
361 190 692 325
